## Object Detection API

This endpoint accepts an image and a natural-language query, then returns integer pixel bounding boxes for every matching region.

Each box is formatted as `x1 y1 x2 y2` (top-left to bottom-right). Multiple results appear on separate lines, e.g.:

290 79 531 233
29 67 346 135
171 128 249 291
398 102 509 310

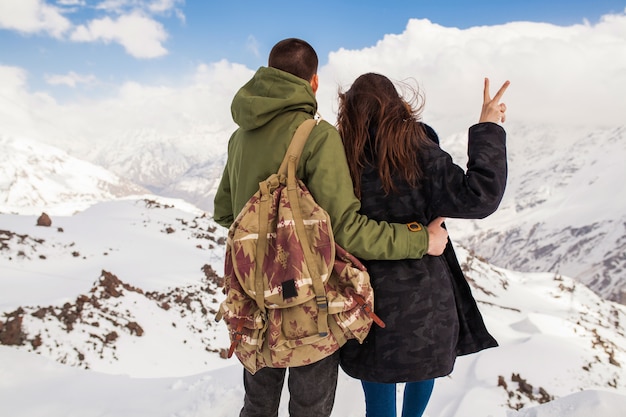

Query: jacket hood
231 66 317 131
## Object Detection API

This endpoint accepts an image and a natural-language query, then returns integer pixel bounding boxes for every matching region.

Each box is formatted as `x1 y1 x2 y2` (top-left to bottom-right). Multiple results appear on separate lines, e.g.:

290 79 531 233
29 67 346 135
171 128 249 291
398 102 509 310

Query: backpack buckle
316 295 328 310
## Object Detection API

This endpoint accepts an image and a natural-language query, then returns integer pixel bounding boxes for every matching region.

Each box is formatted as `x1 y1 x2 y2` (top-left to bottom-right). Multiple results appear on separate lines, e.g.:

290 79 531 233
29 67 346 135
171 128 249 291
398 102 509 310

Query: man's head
268 38 319 91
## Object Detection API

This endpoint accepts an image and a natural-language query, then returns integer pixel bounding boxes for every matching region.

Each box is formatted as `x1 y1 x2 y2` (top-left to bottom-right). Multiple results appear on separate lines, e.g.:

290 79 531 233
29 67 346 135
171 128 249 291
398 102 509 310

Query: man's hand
427 217 448 256
479 78 510 124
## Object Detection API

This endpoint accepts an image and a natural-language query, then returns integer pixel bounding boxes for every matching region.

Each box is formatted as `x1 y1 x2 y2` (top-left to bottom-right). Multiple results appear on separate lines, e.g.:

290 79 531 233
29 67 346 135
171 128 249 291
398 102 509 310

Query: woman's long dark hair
337 72 431 198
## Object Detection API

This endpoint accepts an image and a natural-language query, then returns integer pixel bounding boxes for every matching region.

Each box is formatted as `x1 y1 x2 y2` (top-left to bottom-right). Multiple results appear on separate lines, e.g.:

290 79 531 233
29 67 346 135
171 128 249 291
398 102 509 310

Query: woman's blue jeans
361 379 434 417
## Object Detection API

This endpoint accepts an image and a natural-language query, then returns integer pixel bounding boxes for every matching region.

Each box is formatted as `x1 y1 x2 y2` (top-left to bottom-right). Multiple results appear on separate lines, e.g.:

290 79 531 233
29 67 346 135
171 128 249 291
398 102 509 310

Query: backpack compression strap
283 119 330 337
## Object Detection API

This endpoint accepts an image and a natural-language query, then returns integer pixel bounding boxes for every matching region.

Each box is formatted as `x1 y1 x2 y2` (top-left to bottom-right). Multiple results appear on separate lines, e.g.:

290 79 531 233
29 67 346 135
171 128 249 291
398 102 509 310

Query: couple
214 38 509 417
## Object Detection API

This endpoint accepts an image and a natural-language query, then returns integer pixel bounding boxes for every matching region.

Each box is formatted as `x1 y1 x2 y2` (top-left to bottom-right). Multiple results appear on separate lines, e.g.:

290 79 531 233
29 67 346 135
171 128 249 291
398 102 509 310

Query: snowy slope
444 123 626 303
0 135 148 215
1 197 625 416
1 122 625 416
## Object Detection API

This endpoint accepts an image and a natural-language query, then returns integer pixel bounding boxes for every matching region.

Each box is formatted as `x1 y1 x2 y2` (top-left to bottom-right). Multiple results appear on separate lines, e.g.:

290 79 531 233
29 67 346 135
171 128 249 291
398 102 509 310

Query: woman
337 73 510 417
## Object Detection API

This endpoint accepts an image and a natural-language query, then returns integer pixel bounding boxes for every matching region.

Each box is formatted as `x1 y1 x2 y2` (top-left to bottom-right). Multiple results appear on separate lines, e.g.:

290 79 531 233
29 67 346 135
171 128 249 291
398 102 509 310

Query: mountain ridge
0 135 149 215
2 121 625 302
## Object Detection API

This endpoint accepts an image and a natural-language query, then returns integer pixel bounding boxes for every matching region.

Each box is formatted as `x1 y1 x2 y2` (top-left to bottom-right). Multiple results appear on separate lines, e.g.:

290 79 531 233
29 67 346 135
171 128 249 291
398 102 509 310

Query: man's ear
310 74 319 94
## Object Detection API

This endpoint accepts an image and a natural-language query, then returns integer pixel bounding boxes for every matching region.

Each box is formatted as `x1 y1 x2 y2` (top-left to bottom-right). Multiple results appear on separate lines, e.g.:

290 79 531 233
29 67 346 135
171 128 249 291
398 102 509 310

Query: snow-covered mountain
27 120 626 304
85 126 231 214
0 135 149 215
443 123 626 303
0 197 624 416
3 120 625 305
158 157 226 215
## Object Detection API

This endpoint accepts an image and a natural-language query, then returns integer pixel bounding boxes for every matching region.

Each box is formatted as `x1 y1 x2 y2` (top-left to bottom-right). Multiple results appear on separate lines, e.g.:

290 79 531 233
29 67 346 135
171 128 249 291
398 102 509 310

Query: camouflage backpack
216 117 384 374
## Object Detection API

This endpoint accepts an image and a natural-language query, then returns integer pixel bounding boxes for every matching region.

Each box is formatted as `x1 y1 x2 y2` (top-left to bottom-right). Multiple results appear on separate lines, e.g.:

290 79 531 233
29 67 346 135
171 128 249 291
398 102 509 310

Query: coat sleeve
213 161 234 228
301 122 429 260
428 122 507 219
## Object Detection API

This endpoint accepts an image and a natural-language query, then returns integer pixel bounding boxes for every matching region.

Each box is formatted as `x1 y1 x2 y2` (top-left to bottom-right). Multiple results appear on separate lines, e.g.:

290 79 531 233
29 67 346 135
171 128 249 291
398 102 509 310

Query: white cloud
174 7 185 24
81 60 250 137
94 0 183 15
148 0 186 24
0 65 61 142
0 0 71 38
70 11 168 58
148 0 183 14
0 1 176 59
94 0 132 13
0 59 252 154
2 12 625 152
317 13 626 136
0 65 29 96
246 35 260 58
57 0 86 5
45 71 97 87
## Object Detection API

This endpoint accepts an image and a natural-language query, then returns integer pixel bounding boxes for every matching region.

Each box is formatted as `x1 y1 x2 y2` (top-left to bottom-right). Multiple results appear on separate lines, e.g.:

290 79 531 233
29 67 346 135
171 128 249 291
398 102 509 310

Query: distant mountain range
1 121 625 303
443 123 626 303
85 126 230 212
0 135 148 215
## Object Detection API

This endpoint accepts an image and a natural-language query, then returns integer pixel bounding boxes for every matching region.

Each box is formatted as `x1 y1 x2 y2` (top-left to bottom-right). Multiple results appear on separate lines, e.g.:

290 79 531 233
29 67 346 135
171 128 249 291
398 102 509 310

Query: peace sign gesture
479 77 510 124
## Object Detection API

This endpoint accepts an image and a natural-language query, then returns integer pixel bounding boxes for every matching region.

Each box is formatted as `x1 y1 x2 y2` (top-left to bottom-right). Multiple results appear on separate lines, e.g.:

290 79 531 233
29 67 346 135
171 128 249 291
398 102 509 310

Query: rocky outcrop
0 267 224 370
36 212 52 227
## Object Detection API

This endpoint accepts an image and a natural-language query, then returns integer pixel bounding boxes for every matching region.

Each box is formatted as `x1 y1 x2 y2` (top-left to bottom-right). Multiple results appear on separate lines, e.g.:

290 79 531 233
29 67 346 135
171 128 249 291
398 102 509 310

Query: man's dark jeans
239 351 340 417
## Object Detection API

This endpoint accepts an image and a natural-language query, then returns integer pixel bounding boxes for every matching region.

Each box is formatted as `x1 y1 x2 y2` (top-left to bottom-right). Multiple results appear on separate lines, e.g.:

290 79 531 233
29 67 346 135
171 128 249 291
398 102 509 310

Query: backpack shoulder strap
277 118 319 177
252 117 321 314
281 116 330 337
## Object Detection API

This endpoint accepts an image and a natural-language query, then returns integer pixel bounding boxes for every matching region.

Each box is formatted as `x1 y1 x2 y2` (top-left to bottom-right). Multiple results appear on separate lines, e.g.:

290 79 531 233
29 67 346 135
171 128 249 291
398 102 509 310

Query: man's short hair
268 38 318 81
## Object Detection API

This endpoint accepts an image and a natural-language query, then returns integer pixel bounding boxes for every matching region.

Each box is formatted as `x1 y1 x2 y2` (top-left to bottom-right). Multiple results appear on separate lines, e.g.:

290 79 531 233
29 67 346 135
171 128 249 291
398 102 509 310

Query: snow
443 123 626 302
507 390 626 417
1 195 625 416
0 135 148 216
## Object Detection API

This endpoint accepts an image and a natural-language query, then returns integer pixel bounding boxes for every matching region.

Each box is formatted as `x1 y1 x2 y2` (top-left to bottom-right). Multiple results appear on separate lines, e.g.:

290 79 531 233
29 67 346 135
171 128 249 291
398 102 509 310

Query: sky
0 0 626 157
2 0 626 98
1 195 625 416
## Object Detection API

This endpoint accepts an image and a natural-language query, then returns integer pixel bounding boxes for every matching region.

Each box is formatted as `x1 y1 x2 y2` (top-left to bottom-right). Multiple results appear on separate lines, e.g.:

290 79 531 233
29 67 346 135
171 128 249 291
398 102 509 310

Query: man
213 38 448 417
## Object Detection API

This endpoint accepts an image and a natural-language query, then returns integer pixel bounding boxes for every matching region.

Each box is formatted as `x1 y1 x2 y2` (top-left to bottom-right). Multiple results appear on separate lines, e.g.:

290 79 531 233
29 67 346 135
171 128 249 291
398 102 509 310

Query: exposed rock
0 309 26 345
0 268 225 370
36 212 52 227
498 373 555 410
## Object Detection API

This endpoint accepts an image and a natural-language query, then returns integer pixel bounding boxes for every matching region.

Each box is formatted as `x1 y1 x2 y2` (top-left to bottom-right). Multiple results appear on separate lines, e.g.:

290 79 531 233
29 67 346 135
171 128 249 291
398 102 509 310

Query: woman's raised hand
479 78 510 124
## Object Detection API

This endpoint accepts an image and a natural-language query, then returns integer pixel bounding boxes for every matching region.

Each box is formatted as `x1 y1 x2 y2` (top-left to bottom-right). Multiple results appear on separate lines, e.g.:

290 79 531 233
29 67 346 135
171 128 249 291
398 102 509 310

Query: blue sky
0 0 625 148
168 0 626 67
1 0 625 100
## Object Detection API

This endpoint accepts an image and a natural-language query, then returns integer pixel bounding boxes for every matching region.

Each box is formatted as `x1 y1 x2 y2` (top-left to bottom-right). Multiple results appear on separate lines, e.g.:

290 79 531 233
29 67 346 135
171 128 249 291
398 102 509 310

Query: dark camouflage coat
339 122 506 383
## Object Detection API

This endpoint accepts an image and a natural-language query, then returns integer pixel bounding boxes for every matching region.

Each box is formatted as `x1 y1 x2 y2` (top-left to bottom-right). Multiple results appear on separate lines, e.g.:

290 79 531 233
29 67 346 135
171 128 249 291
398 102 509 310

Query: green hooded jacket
213 66 429 260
